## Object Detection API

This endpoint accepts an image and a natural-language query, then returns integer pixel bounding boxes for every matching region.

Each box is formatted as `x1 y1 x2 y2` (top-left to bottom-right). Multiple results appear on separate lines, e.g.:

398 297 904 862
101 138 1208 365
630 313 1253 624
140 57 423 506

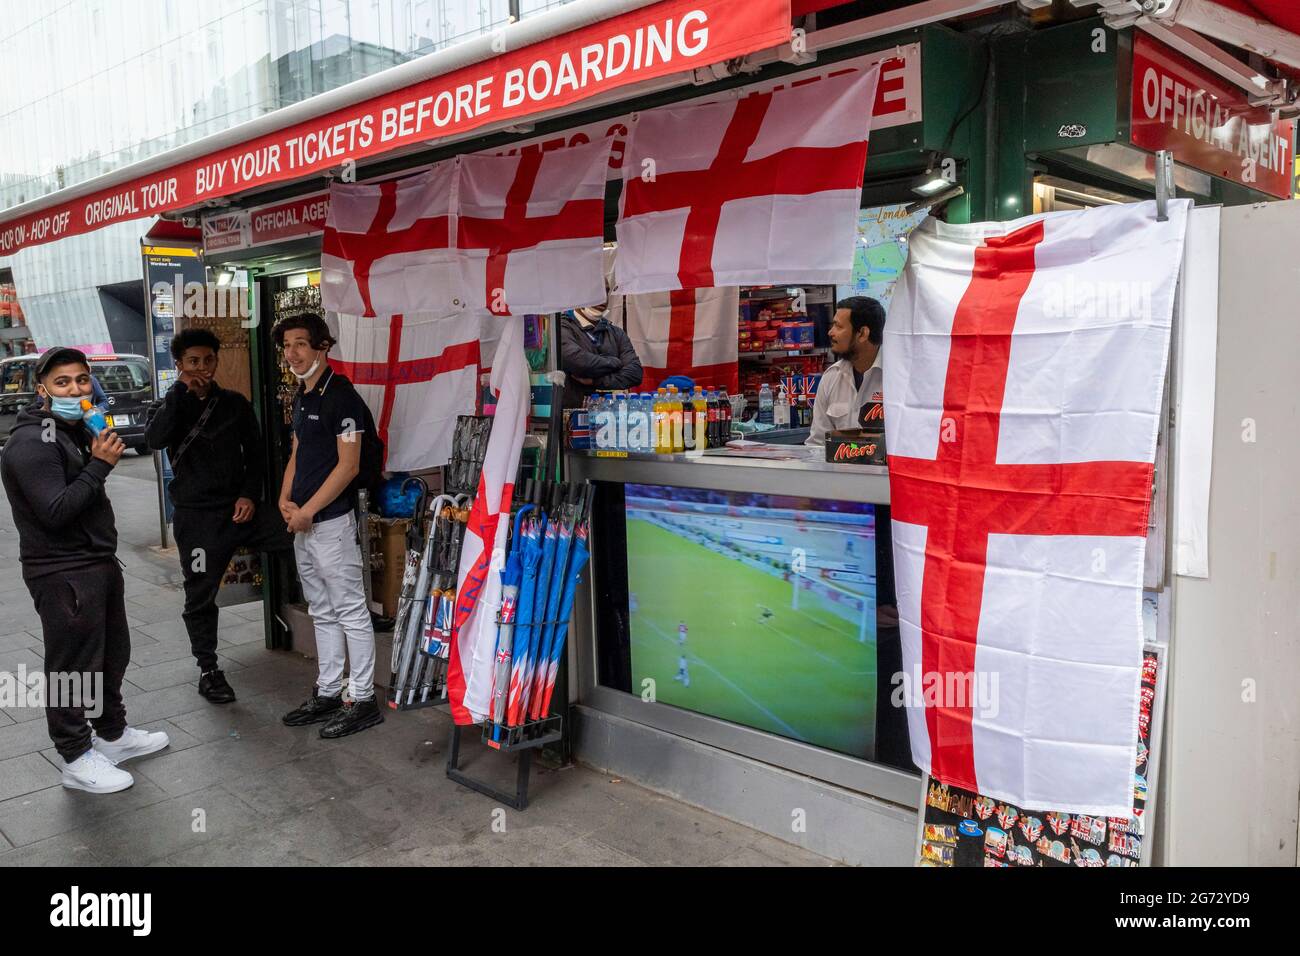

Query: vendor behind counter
807 296 884 447
558 305 643 411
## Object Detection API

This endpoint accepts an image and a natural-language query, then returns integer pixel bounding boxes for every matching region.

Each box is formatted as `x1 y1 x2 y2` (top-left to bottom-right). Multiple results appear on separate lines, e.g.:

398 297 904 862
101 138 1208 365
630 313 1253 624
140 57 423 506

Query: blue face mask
47 396 85 421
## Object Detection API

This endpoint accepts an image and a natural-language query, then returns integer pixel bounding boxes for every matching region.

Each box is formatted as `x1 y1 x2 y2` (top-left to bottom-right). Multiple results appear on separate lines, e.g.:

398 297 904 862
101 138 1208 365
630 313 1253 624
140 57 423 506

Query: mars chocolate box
825 428 886 465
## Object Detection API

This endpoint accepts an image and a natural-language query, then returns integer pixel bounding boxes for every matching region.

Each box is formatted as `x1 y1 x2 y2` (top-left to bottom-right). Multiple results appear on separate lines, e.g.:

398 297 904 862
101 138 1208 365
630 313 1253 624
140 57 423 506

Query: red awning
1212 1 1300 36
1168 0 1300 71
143 218 202 245
0 0 792 257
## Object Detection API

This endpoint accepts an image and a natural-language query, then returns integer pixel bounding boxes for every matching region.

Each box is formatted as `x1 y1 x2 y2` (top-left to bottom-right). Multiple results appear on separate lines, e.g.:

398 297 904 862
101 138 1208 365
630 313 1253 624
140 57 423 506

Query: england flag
616 66 879 293
884 199 1191 815
456 138 610 316
613 286 740 393
327 312 481 472
320 161 460 318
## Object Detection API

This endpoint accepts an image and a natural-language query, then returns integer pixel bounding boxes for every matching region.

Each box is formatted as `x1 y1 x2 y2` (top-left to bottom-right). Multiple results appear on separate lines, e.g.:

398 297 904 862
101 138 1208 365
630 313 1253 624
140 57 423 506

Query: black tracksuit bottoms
26 561 130 763
172 504 292 671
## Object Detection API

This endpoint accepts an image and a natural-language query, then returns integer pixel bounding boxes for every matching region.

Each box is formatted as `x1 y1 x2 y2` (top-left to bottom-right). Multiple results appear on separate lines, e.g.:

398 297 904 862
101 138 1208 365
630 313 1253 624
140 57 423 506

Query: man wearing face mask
144 329 292 704
807 296 886 447
558 304 643 410
0 348 170 794
272 313 383 739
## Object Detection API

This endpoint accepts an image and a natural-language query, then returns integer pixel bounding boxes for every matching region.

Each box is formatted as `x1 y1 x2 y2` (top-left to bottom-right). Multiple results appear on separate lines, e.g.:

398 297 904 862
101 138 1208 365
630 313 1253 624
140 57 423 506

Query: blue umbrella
522 507 574 721
488 505 532 738
506 511 549 726
534 520 590 719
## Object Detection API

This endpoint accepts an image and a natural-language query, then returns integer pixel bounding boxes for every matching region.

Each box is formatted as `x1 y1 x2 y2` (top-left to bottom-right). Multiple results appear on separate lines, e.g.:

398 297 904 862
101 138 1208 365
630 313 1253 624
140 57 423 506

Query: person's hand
90 430 126 466
877 603 900 630
232 497 255 524
176 369 210 398
286 505 314 534
279 498 295 522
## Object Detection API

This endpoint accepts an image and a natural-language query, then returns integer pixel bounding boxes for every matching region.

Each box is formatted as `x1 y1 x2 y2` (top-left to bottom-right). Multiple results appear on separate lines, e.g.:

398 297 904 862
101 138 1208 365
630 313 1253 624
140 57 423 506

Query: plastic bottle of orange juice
653 388 669 454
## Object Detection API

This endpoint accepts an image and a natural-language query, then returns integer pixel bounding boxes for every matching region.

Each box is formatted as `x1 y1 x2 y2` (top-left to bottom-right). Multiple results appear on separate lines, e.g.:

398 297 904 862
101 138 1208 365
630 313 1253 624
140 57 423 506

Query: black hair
171 328 222 361
835 296 886 346
272 311 336 351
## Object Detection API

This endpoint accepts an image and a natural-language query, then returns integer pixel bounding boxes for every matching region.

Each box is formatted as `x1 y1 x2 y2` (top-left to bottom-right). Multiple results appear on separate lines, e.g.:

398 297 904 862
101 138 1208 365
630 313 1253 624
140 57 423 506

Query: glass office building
0 0 564 351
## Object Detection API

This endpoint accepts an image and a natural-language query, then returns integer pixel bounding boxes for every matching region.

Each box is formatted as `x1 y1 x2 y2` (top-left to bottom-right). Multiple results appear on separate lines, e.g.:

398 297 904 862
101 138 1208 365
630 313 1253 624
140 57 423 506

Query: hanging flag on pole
884 199 1191 816
446 316 530 725
613 286 740 392
328 312 481 470
320 161 460 318
615 66 880 294
456 138 611 316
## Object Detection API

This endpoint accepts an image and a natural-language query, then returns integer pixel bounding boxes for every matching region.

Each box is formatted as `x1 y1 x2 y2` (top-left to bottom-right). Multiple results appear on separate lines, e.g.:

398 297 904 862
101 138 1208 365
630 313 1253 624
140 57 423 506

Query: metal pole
139 239 170 550
1155 149 1174 222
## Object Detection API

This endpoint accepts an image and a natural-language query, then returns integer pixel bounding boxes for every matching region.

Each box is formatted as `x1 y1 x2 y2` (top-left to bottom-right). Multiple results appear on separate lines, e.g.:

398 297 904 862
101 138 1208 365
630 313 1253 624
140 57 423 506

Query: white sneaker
62 749 134 794
91 726 171 765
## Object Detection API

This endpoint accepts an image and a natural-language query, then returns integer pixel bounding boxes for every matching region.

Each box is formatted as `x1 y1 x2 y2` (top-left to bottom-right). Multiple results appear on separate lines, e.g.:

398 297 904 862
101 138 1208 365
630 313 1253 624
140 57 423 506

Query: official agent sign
0 0 791 255
1130 31 1294 199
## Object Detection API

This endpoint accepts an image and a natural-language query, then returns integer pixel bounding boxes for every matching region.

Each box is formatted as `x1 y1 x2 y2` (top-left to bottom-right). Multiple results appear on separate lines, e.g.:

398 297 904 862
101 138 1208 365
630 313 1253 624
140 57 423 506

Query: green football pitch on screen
625 494 877 760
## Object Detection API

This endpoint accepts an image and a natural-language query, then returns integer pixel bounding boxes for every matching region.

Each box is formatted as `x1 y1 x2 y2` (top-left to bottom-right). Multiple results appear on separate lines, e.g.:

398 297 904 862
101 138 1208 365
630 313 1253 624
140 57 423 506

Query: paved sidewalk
0 462 833 866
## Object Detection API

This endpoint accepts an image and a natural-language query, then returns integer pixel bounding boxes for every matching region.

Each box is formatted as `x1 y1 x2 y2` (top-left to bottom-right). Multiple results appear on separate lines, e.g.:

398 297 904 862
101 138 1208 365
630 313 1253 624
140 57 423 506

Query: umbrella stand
445 477 593 811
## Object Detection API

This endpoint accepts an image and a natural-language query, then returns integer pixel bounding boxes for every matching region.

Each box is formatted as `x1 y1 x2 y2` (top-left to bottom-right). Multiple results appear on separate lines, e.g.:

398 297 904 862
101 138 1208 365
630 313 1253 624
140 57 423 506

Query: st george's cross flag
445 316 530 725
327 312 480 471
613 286 740 393
456 138 611 316
615 66 879 294
883 199 1191 816
320 161 460 318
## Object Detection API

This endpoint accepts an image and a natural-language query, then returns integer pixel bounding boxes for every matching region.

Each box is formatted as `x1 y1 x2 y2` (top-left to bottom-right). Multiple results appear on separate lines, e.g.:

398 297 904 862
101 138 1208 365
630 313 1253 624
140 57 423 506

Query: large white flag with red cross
456 138 611 316
884 199 1190 816
615 66 880 294
446 316 530 725
320 161 460 318
327 312 480 472
613 286 740 393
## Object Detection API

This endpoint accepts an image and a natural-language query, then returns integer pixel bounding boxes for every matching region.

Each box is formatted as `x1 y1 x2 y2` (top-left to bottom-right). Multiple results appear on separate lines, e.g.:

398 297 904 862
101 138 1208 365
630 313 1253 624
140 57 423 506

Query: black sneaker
198 669 236 704
319 698 385 739
281 690 343 726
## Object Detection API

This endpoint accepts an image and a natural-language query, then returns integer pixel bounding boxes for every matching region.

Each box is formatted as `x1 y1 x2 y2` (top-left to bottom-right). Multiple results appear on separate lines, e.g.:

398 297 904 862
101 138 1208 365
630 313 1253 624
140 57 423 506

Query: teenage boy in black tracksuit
144 328 292 704
0 348 169 794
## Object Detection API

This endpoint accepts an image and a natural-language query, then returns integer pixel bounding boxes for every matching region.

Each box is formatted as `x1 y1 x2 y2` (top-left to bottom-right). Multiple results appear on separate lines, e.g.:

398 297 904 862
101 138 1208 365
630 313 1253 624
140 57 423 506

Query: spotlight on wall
911 174 952 197
905 183 965 215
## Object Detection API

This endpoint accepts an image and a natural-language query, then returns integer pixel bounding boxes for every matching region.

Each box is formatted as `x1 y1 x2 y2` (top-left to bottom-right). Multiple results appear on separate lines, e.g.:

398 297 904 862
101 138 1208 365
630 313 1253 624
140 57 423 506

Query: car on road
0 352 154 452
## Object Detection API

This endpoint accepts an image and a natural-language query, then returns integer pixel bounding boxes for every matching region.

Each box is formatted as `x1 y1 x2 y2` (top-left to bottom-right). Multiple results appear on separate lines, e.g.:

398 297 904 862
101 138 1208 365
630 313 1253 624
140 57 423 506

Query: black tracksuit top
143 380 264 510
0 404 118 579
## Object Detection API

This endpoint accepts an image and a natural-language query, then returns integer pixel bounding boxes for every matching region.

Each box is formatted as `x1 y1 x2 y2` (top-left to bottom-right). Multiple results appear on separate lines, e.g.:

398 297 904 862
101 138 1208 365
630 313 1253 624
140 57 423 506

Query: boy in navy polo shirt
274 313 383 738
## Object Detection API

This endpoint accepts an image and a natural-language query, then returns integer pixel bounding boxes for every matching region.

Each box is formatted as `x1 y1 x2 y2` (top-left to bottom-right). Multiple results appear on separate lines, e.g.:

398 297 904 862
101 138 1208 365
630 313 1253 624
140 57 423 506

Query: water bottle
80 399 108 436
615 391 629 452
774 385 790 428
758 383 774 425
593 393 612 450
628 394 643 453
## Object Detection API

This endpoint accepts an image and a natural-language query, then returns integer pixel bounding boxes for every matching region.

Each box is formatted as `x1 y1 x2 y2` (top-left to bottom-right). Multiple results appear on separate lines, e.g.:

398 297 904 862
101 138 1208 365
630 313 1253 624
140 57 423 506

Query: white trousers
293 512 376 701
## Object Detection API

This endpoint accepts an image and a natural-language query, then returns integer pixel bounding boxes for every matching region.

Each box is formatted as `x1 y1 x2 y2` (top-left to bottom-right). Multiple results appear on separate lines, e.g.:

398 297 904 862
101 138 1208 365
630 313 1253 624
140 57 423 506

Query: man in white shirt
807 296 886 446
